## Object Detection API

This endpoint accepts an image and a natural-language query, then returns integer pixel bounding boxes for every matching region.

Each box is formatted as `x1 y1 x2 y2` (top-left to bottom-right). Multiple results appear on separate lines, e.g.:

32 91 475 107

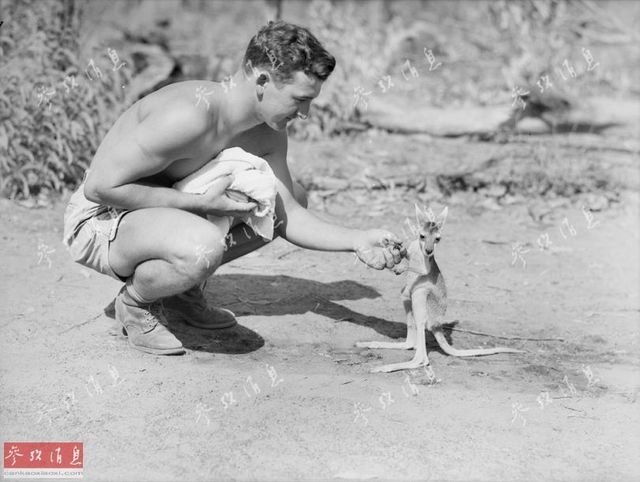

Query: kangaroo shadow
104 274 407 355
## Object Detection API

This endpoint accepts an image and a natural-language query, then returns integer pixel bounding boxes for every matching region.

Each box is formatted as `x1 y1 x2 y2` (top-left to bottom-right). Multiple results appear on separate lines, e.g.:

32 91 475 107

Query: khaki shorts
62 175 130 282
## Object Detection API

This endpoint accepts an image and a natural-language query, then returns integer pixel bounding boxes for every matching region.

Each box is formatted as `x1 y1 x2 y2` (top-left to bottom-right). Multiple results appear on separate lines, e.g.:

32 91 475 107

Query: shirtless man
62 21 405 355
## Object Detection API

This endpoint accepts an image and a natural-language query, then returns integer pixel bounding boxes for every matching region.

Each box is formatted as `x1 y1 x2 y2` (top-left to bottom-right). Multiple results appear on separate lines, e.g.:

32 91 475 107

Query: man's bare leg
220 221 270 265
161 182 308 328
110 183 309 348
110 208 226 300
108 207 227 353
109 184 307 295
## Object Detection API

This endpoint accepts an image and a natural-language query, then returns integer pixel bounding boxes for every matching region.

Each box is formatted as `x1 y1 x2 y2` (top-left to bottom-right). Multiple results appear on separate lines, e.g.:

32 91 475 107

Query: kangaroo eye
419 234 425 239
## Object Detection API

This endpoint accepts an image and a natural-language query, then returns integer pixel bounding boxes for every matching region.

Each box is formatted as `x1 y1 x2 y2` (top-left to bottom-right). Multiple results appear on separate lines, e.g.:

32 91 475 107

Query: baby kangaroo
357 206 523 373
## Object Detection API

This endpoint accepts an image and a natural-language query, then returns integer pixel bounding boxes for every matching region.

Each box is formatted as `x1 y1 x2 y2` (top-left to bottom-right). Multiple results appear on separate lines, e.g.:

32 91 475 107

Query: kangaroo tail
433 328 525 357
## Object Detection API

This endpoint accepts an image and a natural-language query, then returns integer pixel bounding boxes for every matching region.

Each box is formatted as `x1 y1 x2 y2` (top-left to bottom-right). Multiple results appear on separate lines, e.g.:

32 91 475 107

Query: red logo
3 442 83 469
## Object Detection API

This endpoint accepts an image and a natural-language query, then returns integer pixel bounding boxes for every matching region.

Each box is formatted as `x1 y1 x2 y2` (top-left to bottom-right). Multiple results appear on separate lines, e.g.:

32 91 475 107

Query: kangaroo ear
435 206 448 229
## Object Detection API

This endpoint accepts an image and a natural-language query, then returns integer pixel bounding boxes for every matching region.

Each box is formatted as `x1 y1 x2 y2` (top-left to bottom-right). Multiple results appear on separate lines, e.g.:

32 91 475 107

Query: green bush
0 0 131 200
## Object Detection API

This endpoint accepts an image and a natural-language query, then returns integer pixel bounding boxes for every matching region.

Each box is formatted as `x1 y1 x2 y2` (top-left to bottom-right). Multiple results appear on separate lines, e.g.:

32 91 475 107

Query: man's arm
265 131 377 253
84 102 210 212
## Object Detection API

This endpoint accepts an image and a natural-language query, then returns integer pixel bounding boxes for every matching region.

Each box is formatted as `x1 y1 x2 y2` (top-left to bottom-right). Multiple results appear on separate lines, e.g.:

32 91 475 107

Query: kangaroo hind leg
356 299 415 350
371 295 430 373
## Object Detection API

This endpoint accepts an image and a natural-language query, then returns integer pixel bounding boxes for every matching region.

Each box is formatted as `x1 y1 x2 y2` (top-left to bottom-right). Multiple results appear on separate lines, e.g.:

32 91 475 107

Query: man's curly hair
243 20 336 84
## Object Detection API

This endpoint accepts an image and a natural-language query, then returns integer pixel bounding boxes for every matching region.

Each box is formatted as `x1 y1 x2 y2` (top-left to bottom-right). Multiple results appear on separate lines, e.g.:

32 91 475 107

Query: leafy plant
0 0 131 201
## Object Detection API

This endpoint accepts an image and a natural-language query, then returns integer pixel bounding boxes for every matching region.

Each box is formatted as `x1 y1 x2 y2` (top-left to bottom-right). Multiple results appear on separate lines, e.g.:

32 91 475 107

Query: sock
123 278 155 305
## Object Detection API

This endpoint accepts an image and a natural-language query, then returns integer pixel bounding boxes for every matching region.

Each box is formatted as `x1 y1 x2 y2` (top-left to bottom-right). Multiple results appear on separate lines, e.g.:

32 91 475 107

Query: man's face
259 70 322 131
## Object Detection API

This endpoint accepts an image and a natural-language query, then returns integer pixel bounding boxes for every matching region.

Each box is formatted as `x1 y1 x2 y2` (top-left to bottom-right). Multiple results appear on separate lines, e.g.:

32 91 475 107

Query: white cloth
173 147 278 240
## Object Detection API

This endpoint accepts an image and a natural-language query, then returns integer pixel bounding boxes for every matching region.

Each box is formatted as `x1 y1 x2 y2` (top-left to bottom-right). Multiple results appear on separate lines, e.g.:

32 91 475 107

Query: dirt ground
1 134 639 481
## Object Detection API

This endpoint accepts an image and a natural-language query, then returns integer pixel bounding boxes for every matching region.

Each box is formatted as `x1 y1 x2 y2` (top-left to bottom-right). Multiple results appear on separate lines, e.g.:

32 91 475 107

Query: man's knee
172 224 225 283
292 181 308 208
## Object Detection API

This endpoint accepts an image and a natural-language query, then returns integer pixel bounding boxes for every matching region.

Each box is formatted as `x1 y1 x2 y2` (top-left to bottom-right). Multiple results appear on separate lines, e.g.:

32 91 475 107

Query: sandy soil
1 134 639 481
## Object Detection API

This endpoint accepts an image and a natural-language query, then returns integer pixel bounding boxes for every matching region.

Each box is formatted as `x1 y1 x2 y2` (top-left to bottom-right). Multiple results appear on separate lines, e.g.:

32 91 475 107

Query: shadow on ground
103 274 411 354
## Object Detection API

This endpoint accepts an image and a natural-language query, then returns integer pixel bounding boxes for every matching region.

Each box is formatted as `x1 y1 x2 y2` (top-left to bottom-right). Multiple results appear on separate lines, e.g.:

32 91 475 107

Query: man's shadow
105 274 408 354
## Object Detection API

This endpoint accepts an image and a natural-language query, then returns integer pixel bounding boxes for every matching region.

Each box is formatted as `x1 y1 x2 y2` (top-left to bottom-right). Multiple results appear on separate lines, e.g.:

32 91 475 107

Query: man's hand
198 174 258 217
353 229 406 270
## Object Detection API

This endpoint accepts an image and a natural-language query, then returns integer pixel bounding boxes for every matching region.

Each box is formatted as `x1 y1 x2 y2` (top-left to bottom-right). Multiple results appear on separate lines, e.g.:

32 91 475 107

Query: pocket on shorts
65 222 95 264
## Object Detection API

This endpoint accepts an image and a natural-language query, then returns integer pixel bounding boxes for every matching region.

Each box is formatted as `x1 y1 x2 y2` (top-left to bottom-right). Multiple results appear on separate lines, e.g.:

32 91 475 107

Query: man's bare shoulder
136 80 218 134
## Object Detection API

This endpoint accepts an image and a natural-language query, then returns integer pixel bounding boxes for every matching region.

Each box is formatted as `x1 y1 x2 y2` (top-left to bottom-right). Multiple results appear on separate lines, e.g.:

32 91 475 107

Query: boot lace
141 301 165 329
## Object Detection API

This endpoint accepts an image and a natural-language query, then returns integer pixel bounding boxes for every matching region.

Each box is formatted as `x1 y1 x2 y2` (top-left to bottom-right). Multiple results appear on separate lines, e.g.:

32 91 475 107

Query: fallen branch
301 175 427 192
503 136 640 155
276 248 303 260
487 285 513 292
58 312 102 334
561 405 586 414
